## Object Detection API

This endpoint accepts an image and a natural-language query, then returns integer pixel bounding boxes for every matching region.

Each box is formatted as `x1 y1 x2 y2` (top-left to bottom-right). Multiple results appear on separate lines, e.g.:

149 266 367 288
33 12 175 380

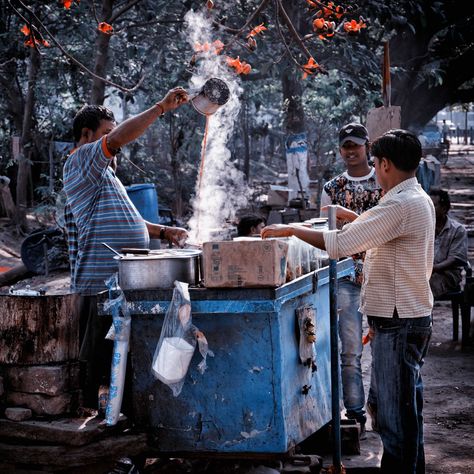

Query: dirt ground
0 145 473 473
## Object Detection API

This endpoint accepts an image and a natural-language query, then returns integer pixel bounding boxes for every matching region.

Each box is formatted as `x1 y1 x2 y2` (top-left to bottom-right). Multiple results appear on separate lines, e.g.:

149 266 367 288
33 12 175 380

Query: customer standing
320 123 383 433
262 129 435 473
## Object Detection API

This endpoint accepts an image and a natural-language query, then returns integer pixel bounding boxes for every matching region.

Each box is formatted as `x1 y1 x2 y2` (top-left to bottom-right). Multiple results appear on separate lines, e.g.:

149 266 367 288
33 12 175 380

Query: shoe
366 402 378 432
359 421 367 440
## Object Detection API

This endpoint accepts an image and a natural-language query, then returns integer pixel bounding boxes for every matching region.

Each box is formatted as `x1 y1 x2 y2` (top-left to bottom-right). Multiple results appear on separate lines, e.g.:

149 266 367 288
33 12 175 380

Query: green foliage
1 0 473 218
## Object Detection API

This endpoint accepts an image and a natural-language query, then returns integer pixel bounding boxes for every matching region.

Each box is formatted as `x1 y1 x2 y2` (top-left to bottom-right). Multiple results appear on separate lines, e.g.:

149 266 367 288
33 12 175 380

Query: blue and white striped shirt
63 137 149 295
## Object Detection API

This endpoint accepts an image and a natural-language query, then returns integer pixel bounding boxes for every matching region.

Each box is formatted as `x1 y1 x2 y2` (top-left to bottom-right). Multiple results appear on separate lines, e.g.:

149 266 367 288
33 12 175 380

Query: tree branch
110 0 143 23
114 17 185 34
274 0 306 72
11 0 145 94
222 0 271 50
90 0 100 24
277 0 312 59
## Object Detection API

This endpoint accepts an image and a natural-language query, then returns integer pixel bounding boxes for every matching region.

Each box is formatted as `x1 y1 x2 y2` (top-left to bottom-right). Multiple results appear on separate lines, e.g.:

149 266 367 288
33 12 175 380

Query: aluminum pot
114 249 202 290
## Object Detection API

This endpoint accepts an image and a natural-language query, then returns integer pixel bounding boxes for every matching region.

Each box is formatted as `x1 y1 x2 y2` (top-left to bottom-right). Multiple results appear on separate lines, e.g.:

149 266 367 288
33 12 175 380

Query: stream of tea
195 114 210 242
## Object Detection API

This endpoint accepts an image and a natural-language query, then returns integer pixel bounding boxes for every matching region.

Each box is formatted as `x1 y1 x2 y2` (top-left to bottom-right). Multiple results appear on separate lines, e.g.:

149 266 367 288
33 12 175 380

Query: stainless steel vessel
190 77 230 115
115 249 201 290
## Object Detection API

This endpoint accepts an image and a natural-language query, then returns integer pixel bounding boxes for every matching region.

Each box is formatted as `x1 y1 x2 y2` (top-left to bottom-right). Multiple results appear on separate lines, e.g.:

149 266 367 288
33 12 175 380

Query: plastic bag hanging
151 280 213 397
102 273 131 426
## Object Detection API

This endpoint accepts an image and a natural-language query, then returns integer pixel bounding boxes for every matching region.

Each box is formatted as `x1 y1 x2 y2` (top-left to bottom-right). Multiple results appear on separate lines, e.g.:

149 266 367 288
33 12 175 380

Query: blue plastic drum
125 183 159 224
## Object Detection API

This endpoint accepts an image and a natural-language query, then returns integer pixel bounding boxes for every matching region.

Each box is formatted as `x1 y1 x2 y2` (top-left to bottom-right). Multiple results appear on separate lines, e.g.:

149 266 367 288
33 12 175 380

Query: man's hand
321 205 359 223
164 226 188 247
261 224 294 239
159 87 189 114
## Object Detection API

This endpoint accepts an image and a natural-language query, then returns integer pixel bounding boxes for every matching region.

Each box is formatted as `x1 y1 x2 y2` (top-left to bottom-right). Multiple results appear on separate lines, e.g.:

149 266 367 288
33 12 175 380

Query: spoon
101 242 122 257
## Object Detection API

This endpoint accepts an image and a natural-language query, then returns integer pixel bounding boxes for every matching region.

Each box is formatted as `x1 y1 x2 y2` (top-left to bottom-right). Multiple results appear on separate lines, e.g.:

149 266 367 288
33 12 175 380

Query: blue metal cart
98 258 353 455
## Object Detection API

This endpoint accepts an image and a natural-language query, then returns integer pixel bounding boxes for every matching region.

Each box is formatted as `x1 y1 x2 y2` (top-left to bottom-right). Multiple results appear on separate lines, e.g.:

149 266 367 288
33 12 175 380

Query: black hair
429 188 451 210
73 105 115 142
370 129 422 172
237 214 265 237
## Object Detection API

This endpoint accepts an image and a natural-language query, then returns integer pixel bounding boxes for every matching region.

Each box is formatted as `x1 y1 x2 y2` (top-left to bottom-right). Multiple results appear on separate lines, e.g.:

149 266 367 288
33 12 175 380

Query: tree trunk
282 67 305 135
15 47 40 230
0 62 24 132
389 2 474 130
90 0 114 105
281 65 309 203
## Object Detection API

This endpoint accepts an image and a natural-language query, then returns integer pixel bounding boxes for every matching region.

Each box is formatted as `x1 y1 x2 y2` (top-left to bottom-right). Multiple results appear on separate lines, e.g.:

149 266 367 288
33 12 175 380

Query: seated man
237 214 266 237
429 188 468 297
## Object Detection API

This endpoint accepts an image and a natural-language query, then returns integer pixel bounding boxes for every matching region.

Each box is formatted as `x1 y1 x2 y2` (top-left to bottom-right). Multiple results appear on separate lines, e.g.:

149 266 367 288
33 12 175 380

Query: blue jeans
338 279 365 423
368 315 432 474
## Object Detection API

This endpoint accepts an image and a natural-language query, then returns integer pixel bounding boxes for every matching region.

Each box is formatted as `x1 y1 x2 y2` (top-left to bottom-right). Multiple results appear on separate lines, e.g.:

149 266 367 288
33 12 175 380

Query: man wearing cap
320 122 383 435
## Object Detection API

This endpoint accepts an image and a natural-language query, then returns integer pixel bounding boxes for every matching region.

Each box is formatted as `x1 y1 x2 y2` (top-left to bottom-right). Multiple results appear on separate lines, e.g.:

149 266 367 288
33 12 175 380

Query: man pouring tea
63 87 189 406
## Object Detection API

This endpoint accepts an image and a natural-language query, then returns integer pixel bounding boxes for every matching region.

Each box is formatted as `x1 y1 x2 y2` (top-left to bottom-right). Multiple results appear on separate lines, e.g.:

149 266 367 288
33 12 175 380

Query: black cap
339 123 369 146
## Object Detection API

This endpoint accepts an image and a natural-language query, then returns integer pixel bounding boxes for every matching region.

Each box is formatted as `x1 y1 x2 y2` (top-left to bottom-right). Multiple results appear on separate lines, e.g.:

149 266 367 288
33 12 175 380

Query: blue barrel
125 183 159 224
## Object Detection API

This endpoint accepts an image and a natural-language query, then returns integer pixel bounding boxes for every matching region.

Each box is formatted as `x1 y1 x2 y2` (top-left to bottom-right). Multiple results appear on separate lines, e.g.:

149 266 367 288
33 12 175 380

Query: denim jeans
338 279 365 423
368 315 432 474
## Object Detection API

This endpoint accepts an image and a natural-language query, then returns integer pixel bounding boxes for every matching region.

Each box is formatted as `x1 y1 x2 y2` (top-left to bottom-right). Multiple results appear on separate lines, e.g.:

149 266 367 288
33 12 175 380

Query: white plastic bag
102 274 131 426
151 281 213 396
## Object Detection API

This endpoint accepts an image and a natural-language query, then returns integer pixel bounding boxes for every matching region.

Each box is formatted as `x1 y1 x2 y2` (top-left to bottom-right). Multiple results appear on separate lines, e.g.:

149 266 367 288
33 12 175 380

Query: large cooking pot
114 249 202 290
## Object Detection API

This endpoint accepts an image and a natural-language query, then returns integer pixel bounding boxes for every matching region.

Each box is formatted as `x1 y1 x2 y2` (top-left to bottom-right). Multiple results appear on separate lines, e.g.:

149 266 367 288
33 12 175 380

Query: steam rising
184 10 249 243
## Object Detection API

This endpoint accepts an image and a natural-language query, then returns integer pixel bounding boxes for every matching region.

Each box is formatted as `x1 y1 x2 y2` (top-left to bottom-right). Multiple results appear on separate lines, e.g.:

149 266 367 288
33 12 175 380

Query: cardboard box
202 240 288 288
267 185 289 207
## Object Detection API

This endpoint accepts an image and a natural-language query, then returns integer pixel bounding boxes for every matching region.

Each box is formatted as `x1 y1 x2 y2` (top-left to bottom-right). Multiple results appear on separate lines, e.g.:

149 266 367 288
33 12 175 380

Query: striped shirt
324 177 435 318
63 137 149 295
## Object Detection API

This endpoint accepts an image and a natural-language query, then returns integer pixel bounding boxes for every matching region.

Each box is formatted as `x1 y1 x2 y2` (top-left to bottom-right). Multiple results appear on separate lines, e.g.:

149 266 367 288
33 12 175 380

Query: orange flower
61 0 79 8
247 36 257 51
241 63 251 75
98 22 114 34
194 41 210 52
247 23 267 38
42 39 51 47
334 5 344 19
316 2 344 20
343 19 367 33
226 56 251 75
306 0 318 7
21 24 30 36
302 57 319 79
314 18 336 40
24 37 36 48
313 18 325 30
194 40 224 55
212 39 224 54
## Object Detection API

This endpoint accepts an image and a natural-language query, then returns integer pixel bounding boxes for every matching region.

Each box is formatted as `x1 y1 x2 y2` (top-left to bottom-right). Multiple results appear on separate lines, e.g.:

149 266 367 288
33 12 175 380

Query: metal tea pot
190 77 230 115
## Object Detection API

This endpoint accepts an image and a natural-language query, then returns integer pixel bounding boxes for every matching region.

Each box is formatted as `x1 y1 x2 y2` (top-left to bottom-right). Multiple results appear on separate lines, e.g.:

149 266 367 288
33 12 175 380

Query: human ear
380 157 390 172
